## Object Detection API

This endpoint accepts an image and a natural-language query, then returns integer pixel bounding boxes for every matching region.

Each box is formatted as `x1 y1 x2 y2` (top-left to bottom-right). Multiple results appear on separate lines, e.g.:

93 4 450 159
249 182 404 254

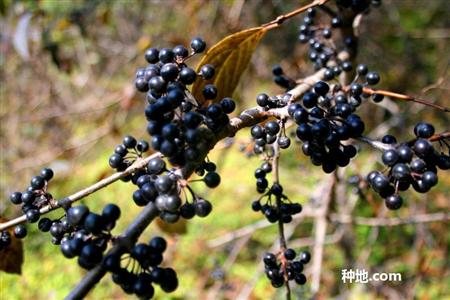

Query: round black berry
204 172 221 188
191 37 206 53
200 64 215 80
14 225 27 239
385 194 402 210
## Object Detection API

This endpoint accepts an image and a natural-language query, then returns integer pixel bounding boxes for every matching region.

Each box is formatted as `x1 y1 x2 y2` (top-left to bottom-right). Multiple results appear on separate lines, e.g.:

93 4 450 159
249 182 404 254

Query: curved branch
330 212 450 226
342 86 450 112
262 0 331 30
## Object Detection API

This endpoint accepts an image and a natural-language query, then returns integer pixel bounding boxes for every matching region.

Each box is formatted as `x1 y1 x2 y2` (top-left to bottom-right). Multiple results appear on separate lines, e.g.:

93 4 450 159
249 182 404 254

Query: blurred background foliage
0 0 449 299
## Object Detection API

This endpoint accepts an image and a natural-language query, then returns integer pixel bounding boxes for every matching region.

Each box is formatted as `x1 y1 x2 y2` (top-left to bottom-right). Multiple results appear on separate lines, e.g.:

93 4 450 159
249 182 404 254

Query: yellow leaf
191 27 267 105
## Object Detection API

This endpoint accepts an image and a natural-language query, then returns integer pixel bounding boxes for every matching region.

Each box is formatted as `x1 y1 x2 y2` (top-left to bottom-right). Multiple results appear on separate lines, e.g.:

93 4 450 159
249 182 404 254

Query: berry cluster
120 37 237 227
109 135 150 173
251 119 291 155
106 236 178 299
252 161 273 193
298 7 354 71
9 167 55 224
253 74 379 174
347 63 383 103
1 168 56 245
54 204 121 269
263 249 311 288
298 1 381 73
368 123 449 209
289 80 364 173
5 190 179 299
134 37 236 168
117 156 216 223
252 183 302 224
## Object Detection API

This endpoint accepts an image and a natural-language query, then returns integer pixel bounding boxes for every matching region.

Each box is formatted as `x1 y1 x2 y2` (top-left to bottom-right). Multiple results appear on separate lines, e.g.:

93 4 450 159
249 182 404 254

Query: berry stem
343 86 450 112
427 130 450 142
272 134 291 300
405 130 450 147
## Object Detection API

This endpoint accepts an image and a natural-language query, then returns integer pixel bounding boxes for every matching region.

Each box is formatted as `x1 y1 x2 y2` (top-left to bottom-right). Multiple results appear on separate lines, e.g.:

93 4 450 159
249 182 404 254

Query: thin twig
262 0 331 30
426 130 450 142
207 210 449 248
356 136 394 151
310 175 335 294
343 86 450 112
330 212 450 226
289 226 345 248
272 134 291 300
206 235 251 300
318 4 337 17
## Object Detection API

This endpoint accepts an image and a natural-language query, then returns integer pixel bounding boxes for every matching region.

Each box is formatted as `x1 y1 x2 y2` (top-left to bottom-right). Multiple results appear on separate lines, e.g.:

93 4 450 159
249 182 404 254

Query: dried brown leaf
0 217 24 275
191 27 267 105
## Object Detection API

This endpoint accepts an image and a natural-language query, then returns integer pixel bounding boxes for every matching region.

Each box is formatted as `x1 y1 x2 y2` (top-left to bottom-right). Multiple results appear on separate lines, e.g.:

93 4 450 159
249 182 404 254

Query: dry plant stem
310 175 335 294
272 136 291 300
263 0 331 30
426 130 450 142
345 86 450 112
289 227 344 248
66 202 159 300
206 235 251 300
334 168 356 269
330 212 450 226
207 206 314 248
356 136 393 151
207 210 449 248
